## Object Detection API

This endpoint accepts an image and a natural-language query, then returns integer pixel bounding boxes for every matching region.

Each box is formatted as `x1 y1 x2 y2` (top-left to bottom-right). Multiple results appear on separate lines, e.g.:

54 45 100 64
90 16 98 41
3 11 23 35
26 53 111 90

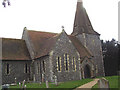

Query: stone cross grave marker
98 78 110 90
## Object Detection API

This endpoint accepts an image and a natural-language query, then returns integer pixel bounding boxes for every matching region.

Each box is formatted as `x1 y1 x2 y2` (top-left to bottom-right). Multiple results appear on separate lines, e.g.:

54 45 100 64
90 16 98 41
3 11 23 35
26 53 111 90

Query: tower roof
77 0 82 2
71 1 100 36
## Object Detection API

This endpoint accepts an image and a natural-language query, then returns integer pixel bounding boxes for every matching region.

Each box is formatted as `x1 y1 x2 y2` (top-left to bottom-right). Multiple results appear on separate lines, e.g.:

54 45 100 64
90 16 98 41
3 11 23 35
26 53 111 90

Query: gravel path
74 78 99 90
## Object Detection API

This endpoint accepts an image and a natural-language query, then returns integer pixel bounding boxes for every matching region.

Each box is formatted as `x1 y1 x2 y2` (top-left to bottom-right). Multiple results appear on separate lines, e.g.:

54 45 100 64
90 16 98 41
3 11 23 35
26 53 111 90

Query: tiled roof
27 30 59 58
2 38 31 60
27 30 92 58
71 1 100 36
68 35 92 57
1 30 92 60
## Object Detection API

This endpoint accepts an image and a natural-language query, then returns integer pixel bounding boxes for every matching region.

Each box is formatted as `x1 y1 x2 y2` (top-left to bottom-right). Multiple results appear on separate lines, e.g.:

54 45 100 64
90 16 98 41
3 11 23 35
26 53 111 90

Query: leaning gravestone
98 78 110 90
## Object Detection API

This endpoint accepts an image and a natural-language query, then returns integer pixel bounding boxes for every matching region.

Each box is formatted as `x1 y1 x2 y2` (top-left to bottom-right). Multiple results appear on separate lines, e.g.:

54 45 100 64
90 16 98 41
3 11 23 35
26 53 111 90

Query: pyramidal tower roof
71 0 100 36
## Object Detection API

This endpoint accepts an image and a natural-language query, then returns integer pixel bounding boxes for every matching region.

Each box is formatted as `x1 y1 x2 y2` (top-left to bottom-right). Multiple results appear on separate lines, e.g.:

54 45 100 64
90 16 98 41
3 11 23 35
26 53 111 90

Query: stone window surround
24 63 28 73
72 57 76 72
64 53 69 72
6 63 10 75
56 56 62 72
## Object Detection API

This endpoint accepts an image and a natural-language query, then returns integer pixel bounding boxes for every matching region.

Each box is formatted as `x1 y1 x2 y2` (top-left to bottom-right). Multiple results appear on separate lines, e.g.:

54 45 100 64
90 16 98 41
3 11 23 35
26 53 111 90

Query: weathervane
2 0 10 7
62 26 64 30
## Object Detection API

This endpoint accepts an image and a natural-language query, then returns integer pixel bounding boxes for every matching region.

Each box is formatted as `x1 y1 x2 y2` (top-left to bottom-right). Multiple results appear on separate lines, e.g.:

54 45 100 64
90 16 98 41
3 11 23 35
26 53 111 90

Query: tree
118 43 120 71
101 39 119 76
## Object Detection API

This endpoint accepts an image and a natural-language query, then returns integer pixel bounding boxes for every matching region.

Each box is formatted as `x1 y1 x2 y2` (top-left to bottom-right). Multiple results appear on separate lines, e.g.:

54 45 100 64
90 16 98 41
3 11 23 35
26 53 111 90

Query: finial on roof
61 26 65 32
62 26 64 29
77 0 82 2
24 27 27 30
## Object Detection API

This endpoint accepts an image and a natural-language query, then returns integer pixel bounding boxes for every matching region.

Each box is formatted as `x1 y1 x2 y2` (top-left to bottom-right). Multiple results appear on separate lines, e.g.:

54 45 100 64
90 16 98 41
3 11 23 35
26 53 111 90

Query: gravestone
98 78 110 90
22 80 25 88
24 85 26 90
2 84 9 89
40 82 41 85
33 74 35 82
54 75 58 85
15 77 17 85
27 78 29 82
42 74 44 82
19 82 21 88
46 80 49 88
118 71 120 75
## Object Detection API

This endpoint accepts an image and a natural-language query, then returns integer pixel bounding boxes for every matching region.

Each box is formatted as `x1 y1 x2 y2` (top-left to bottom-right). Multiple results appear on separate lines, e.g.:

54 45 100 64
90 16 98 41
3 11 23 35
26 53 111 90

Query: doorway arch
84 64 91 78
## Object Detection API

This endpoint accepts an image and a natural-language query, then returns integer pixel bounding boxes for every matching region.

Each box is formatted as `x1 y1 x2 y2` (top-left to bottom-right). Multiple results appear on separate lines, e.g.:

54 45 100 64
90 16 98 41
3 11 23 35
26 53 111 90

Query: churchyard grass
10 78 93 89
92 75 119 89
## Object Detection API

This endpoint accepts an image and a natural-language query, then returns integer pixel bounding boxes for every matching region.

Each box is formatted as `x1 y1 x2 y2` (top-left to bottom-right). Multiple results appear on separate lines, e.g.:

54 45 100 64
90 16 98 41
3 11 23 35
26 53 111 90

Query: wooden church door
84 64 91 78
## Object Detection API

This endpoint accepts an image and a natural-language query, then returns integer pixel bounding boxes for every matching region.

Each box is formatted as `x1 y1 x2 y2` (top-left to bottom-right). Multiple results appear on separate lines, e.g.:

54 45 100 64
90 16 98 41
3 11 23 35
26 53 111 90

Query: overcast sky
0 0 119 41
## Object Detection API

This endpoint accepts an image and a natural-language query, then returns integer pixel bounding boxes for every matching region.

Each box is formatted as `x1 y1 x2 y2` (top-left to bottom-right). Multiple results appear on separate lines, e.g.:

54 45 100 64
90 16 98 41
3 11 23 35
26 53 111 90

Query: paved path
74 78 99 90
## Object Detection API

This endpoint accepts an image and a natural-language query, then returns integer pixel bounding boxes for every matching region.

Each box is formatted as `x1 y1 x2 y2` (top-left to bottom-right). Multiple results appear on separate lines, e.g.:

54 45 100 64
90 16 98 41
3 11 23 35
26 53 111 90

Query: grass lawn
92 76 120 89
10 78 93 89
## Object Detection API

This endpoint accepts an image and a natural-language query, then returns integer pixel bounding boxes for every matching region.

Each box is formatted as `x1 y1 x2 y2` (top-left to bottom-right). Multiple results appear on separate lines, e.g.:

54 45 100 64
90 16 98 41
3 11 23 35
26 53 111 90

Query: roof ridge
27 30 58 34
68 35 92 57
2 38 24 41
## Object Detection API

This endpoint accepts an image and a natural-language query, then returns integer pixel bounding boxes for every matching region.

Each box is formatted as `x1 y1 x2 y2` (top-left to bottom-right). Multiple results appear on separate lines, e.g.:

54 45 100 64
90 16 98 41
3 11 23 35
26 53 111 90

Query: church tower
71 0 105 76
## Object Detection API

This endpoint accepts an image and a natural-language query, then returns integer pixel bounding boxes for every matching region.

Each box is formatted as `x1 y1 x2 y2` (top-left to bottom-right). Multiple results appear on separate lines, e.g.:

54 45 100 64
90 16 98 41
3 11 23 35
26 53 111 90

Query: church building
1 0 105 84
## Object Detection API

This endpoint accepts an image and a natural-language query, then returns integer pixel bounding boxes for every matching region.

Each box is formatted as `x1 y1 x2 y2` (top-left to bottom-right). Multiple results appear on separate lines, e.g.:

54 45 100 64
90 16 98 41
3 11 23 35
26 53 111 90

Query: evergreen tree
101 39 118 76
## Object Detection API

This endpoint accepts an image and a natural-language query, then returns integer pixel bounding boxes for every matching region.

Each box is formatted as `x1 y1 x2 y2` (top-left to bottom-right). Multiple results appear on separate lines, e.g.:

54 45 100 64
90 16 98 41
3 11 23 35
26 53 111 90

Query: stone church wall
22 30 35 59
50 31 81 82
34 56 50 82
2 60 31 84
77 34 105 76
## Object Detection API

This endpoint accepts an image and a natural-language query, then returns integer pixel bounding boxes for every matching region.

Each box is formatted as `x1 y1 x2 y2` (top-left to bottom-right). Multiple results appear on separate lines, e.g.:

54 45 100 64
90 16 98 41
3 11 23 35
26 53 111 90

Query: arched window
64 53 69 71
43 61 45 72
24 63 28 73
56 56 61 72
6 63 10 75
72 57 76 71
37 62 39 74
